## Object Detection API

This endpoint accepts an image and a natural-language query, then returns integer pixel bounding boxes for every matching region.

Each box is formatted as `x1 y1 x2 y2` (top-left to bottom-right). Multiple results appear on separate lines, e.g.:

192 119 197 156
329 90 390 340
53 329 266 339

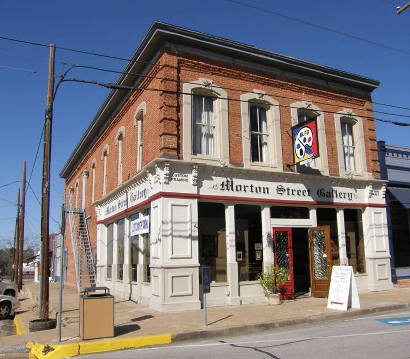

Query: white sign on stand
327 266 360 311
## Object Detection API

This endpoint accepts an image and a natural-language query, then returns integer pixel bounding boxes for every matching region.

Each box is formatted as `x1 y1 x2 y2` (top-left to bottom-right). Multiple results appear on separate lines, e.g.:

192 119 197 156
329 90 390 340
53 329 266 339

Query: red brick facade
62 24 380 286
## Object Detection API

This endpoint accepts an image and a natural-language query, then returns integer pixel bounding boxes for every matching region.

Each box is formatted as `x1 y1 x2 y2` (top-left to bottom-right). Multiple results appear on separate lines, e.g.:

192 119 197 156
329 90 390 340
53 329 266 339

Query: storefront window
235 205 263 281
316 208 340 265
344 209 366 273
106 223 113 279
198 202 226 283
270 206 309 219
117 219 124 280
129 213 139 282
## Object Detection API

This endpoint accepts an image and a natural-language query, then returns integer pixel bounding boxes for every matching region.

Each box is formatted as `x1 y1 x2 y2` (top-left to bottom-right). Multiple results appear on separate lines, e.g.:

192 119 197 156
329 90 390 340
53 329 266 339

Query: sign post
202 266 210 327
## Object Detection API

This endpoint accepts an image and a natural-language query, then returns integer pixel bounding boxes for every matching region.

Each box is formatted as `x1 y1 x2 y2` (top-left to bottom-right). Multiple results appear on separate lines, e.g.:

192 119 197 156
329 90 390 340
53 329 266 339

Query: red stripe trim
331 301 344 305
96 191 386 224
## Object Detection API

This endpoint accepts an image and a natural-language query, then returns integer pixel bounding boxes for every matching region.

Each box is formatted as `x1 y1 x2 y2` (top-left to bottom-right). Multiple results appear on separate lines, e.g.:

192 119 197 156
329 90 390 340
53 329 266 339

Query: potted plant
258 266 289 305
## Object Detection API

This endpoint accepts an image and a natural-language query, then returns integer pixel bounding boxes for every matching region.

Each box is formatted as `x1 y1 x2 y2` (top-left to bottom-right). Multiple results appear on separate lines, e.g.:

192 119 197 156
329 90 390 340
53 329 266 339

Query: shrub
258 266 289 295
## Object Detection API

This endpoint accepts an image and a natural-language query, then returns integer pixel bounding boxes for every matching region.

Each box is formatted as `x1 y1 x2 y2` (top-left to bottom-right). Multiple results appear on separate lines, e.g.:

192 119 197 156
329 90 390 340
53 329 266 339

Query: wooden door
308 226 332 298
273 228 294 300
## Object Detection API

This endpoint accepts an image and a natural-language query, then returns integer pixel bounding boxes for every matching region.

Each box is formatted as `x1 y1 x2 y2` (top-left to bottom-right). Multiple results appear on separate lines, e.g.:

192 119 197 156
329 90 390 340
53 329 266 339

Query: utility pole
12 189 20 283
397 1 410 14
40 44 55 320
17 161 26 290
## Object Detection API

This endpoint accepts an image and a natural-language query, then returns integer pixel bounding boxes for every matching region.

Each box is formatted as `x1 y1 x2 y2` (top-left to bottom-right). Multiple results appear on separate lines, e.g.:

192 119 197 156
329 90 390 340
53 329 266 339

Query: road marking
377 317 410 326
350 311 410 321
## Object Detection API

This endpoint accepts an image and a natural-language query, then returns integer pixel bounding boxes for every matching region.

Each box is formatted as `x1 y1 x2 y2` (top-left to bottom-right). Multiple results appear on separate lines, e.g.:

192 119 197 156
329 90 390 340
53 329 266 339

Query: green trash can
79 287 114 340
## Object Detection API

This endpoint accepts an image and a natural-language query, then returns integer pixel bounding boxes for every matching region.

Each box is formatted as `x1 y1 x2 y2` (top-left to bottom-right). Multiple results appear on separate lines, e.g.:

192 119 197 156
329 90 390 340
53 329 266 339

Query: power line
0 180 20 189
221 0 410 56
1 33 410 112
27 124 45 187
68 62 410 119
0 65 38 74
26 182 60 227
63 76 410 127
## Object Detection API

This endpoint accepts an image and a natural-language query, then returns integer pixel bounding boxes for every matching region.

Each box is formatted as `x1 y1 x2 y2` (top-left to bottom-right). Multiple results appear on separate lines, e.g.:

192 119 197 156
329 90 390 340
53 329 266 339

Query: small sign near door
327 266 360 311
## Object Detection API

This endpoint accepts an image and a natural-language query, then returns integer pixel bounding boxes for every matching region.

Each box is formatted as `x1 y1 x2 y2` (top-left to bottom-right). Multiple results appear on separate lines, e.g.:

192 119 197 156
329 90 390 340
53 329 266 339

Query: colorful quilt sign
292 118 319 164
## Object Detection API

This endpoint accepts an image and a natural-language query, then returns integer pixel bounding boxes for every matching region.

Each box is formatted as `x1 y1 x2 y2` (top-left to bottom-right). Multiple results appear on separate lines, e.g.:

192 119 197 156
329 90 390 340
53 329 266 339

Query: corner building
60 22 392 312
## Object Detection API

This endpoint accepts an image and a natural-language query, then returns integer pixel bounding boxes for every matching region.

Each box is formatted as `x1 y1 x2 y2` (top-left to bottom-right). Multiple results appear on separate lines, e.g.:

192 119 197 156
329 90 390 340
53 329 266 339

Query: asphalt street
79 310 410 359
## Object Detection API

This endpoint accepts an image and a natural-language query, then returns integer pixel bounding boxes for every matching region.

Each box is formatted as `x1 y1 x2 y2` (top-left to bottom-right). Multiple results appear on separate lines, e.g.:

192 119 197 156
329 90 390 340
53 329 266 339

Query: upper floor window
91 160 96 203
334 110 368 178
250 105 268 163
134 102 146 172
183 79 229 163
193 94 214 156
341 120 355 172
115 127 125 186
290 102 329 175
101 145 109 196
241 92 282 170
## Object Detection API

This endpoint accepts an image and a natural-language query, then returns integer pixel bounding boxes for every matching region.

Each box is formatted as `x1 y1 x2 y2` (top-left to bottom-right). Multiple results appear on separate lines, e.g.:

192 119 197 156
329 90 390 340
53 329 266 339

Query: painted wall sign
128 186 150 207
172 173 189 182
213 178 358 203
292 118 319 164
130 214 150 236
103 193 128 219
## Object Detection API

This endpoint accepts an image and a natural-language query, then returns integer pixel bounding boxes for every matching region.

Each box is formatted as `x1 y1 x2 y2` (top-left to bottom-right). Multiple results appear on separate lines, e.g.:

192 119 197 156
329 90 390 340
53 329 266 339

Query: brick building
60 22 392 312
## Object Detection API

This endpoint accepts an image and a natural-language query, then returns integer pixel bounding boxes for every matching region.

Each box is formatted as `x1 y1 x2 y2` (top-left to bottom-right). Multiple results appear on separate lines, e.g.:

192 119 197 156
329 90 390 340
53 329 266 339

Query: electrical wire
26 182 60 227
0 181 21 190
62 76 410 127
221 0 410 56
68 62 410 119
0 33 410 112
0 65 38 74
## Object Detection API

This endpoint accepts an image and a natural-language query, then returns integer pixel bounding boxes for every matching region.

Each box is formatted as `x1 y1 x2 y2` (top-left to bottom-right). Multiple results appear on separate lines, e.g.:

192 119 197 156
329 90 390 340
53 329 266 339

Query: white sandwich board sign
327 266 360 311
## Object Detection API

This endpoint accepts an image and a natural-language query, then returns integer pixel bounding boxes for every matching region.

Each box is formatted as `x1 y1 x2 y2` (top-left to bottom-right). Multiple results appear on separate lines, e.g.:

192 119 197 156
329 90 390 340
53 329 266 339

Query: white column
123 217 131 284
81 170 89 210
336 209 348 265
138 234 145 283
112 222 118 281
310 208 317 227
261 205 273 272
225 204 240 305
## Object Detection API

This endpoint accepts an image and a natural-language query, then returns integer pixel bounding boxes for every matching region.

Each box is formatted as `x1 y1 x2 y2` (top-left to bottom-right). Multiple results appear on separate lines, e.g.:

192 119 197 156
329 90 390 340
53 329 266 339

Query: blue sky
0 0 409 248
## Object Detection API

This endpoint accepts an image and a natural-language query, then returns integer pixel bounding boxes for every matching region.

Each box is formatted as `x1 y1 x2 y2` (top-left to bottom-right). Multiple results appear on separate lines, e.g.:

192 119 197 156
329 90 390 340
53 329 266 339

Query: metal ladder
66 208 96 292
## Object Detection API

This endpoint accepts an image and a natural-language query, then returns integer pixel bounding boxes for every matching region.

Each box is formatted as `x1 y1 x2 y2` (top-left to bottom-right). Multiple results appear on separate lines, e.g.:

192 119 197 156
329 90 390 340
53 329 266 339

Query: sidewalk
1 280 410 358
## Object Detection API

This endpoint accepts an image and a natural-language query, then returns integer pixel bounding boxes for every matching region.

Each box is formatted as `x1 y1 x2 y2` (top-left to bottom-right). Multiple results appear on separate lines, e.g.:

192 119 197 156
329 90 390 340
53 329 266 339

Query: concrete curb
26 334 172 359
14 315 27 336
172 303 410 342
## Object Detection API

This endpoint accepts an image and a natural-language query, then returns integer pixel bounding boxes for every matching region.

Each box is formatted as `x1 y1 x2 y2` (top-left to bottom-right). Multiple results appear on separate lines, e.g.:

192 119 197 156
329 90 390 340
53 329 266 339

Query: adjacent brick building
60 22 392 312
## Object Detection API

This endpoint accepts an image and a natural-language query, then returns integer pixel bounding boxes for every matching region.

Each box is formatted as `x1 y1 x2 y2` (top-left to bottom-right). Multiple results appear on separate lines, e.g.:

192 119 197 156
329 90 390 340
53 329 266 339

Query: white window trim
101 144 109 196
334 109 369 179
134 102 146 172
241 91 282 170
290 101 329 176
183 79 229 164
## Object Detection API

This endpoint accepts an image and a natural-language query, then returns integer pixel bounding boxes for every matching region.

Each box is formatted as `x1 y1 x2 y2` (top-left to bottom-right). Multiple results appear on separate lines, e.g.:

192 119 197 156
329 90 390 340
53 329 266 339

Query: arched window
240 91 282 169
115 127 125 186
334 110 368 178
101 145 109 196
75 181 79 209
91 160 96 203
134 102 146 172
183 79 229 163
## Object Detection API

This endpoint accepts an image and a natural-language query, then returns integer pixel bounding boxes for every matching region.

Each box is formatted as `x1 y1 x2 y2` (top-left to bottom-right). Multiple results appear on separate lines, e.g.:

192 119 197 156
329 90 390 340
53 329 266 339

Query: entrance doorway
292 228 310 297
